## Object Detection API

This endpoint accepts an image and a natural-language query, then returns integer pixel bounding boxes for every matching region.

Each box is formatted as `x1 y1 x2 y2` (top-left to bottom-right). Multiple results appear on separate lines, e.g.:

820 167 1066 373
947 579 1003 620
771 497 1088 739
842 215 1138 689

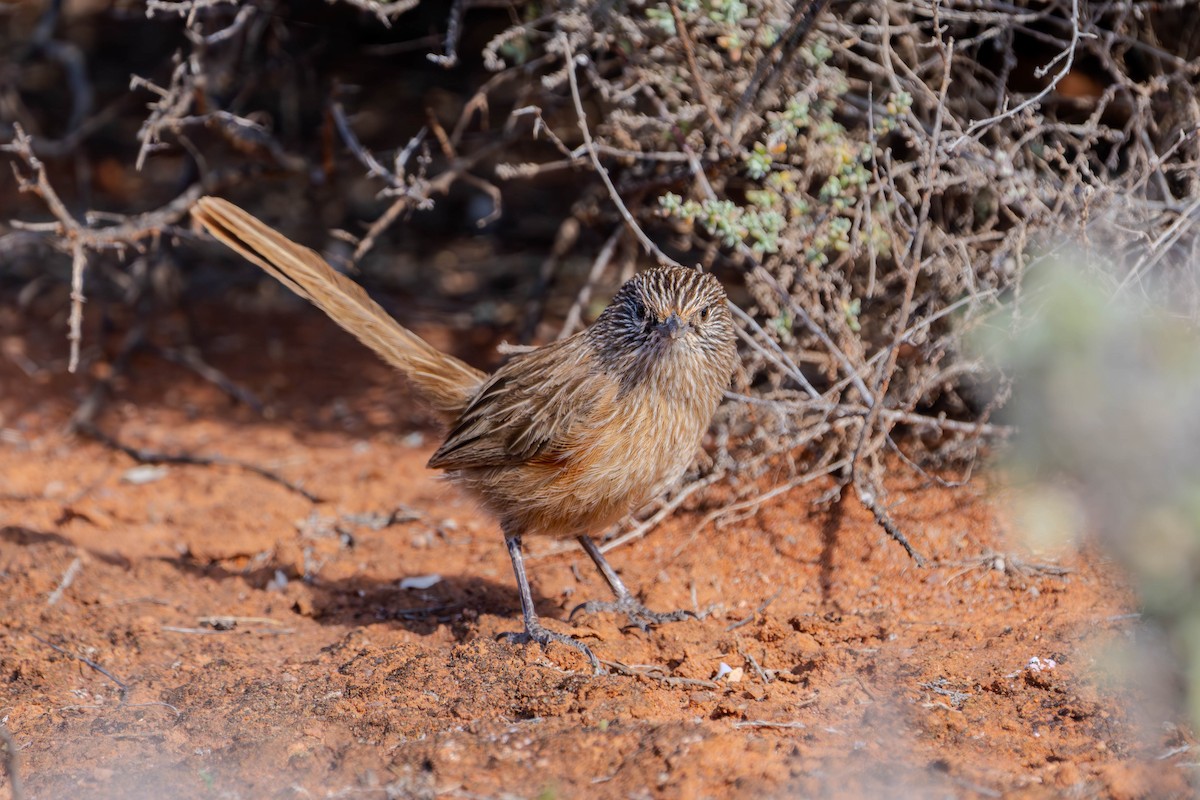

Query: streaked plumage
192 196 738 669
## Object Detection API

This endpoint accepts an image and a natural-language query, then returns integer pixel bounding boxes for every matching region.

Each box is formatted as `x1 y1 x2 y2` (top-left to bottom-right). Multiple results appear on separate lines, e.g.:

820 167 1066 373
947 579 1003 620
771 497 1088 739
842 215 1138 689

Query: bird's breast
461 367 722 538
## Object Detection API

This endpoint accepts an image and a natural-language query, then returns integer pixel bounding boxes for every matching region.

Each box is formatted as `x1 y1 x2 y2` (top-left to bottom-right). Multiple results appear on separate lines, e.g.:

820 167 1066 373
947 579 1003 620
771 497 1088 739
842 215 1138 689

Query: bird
191 196 739 670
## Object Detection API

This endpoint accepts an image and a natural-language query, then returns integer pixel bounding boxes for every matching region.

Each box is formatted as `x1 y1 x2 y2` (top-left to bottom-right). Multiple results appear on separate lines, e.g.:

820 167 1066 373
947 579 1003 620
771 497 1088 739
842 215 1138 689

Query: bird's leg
498 533 601 673
569 534 696 632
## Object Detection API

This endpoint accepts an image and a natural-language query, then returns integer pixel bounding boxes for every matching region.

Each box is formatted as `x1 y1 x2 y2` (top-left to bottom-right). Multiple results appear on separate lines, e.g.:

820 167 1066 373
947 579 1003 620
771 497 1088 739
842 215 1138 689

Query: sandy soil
0 301 1193 799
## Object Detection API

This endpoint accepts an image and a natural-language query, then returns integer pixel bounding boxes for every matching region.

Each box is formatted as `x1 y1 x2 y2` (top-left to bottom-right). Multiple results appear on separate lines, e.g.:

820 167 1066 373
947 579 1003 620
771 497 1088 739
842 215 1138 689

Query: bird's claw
569 595 696 633
499 623 602 674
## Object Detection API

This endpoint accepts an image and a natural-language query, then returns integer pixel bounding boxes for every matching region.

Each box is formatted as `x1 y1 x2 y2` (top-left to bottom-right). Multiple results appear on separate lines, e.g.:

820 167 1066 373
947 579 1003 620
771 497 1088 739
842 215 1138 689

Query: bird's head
590 266 737 387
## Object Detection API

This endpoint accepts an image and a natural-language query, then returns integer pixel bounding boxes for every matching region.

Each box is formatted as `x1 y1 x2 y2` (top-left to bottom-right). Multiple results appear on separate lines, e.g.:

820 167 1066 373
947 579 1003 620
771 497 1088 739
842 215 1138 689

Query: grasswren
192 196 738 670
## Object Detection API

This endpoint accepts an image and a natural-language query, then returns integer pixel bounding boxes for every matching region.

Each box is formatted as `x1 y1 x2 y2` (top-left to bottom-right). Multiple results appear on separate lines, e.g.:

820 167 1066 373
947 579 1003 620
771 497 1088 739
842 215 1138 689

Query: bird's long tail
192 196 485 419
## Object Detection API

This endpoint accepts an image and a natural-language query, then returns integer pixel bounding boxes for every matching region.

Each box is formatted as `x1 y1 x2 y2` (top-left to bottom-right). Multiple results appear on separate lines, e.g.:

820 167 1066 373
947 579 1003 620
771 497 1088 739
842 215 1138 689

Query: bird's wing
427 336 610 470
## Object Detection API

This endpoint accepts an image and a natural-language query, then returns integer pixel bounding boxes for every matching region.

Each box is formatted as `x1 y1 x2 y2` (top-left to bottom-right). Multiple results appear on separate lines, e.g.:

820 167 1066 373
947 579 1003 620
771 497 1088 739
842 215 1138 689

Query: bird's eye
697 304 713 321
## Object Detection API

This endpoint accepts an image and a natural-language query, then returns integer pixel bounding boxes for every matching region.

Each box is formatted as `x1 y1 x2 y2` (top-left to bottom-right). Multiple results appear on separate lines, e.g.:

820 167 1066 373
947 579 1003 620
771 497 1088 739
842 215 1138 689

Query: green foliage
992 259 1200 729
743 142 773 180
842 297 862 332
658 44 903 270
646 0 784 55
660 193 785 255
645 6 675 33
876 91 913 134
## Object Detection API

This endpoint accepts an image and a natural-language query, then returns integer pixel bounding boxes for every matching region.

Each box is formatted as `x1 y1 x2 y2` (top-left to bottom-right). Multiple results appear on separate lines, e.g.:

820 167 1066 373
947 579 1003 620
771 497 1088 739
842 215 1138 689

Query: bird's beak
657 312 687 341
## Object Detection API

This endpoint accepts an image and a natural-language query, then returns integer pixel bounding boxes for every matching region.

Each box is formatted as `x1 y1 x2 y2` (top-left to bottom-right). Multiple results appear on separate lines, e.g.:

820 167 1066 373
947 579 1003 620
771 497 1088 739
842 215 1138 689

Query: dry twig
3 124 207 371
29 633 128 693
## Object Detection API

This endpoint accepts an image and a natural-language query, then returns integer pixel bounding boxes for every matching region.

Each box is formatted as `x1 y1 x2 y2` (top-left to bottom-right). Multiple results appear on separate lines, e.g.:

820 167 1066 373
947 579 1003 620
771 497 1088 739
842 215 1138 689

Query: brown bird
191 196 738 670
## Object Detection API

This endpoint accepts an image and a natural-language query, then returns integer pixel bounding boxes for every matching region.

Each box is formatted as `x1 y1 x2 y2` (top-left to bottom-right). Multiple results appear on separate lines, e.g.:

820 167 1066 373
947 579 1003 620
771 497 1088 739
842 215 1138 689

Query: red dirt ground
0 300 1194 799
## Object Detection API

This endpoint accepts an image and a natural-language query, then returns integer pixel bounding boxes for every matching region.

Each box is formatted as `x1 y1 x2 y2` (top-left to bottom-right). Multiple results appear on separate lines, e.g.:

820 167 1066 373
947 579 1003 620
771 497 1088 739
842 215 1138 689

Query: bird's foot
499 622 602 674
569 594 696 633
